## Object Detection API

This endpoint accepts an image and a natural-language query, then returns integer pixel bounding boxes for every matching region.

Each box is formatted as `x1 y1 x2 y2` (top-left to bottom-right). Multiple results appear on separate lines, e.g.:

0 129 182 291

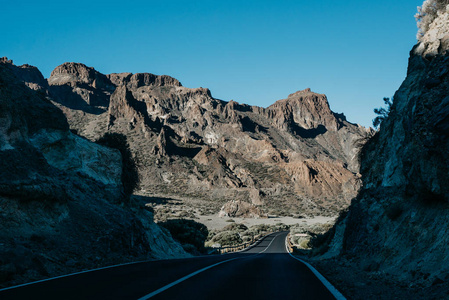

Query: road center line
257 233 278 254
139 234 277 299
138 257 241 300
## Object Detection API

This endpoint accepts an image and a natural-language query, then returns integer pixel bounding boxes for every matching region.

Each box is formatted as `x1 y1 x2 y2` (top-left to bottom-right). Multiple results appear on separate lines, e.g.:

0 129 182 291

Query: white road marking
258 233 279 254
0 260 149 292
137 257 241 300
139 233 279 299
284 235 347 300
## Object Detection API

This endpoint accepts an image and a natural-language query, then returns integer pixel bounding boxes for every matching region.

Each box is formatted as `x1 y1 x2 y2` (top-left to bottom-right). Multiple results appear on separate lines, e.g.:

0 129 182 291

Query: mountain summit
43 62 368 217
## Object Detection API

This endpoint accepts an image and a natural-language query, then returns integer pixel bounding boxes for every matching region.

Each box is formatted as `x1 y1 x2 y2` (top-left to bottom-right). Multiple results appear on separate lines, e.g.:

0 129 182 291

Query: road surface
0 231 344 299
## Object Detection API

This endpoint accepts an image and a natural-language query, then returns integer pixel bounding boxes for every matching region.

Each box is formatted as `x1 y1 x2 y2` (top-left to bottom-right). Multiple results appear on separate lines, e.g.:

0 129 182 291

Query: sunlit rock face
324 3 449 292
0 59 188 288
45 61 368 218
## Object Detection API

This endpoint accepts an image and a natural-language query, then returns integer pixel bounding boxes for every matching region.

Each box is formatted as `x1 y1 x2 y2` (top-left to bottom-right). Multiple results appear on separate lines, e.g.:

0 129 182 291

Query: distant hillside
44 61 368 217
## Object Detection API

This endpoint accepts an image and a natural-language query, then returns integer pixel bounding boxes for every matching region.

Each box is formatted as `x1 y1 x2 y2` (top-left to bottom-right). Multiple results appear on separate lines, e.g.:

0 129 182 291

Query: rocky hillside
315 2 449 298
0 58 187 288
44 62 368 218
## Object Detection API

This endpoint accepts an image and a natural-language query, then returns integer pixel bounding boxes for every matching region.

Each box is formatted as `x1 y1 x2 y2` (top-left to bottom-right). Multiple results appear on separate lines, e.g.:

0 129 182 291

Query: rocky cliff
316 2 449 297
43 62 368 218
0 58 187 288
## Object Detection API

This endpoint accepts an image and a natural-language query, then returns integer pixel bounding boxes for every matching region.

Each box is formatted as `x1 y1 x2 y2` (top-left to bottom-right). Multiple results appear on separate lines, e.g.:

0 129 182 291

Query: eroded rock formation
42 62 368 217
0 59 187 288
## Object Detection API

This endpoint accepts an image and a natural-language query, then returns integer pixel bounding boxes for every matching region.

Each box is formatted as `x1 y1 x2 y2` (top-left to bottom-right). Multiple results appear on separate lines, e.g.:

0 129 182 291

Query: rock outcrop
218 200 267 218
318 3 449 297
266 88 339 132
0 59 187 288
42 62 368 218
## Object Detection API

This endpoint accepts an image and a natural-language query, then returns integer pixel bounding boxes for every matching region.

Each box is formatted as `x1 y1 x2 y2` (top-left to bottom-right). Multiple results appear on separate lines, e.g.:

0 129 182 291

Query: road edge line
139 232 281 299
284 234 347 300
0 259 150 292
0 232 279 293
137 257 241 300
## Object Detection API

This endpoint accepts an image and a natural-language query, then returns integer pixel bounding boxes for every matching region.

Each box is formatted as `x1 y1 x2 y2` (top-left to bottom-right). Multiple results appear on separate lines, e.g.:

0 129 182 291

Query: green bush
299 238 311 250
223 223 248 232
372 97 392 129
211 231 243 247
158 219 208 254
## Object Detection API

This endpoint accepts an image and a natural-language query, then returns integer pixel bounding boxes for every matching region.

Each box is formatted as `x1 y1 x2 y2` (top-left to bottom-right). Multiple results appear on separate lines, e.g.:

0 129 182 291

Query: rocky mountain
0 58 187 288
43 62 368 218
315 2 449 298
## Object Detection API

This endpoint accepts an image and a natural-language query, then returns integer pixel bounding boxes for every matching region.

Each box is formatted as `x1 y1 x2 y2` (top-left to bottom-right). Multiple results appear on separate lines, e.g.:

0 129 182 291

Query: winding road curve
0 231 345 299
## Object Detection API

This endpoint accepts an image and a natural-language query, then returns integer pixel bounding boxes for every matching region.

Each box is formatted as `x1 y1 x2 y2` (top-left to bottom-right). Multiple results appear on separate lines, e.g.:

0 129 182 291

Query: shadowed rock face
320 5 449 295
0 59 187 288
42 62 368 217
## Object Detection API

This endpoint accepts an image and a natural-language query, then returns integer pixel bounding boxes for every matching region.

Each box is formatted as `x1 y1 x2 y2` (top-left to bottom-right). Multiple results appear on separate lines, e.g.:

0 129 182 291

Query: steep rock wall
0 59 187 288
323 3 449 291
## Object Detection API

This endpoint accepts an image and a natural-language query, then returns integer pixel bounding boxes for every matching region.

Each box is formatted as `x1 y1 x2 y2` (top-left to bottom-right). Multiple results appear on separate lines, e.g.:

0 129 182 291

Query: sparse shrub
242 236 252 242
158 219 208 254
372 97 393 129
308 210 348 255
241 229 259 239
416 0 449 39
178 210 195 218
309 231 332 255
205 222 290 248
223 223 248 232
299 238 311 250
211 231 243 247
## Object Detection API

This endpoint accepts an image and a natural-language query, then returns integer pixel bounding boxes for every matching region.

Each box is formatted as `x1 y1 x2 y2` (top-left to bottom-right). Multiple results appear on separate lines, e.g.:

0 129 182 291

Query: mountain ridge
29 60 370 218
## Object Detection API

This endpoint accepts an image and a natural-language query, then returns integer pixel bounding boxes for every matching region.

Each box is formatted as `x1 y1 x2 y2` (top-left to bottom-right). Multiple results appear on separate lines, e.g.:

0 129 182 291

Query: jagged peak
50 62 95 75
0 58 47 91
107 71 182 88
286 88 326 99
0 57 13 64
269 88 330 111
266 89 338 132
48 62 105 86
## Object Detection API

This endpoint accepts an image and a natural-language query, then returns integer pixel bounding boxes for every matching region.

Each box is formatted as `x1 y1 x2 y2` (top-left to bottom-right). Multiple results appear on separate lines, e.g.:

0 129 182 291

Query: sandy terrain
195 215 336 231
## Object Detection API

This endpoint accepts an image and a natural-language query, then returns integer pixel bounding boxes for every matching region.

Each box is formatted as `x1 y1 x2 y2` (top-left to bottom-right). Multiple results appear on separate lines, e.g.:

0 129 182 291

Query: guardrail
286 232 294 253
216 240 254 254
212 231 295 254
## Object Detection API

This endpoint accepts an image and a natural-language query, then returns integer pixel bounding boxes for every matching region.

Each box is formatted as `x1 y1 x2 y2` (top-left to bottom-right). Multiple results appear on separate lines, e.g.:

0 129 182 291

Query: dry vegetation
205 223 290 248
289 221 334 251
416 0 449 39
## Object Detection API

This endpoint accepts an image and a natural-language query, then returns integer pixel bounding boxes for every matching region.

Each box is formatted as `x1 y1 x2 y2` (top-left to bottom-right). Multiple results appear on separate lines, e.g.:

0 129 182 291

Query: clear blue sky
2 0 424 127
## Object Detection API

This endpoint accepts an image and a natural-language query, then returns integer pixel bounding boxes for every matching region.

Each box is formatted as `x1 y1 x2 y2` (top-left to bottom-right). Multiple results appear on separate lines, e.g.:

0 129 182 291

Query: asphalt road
0 231 342 300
